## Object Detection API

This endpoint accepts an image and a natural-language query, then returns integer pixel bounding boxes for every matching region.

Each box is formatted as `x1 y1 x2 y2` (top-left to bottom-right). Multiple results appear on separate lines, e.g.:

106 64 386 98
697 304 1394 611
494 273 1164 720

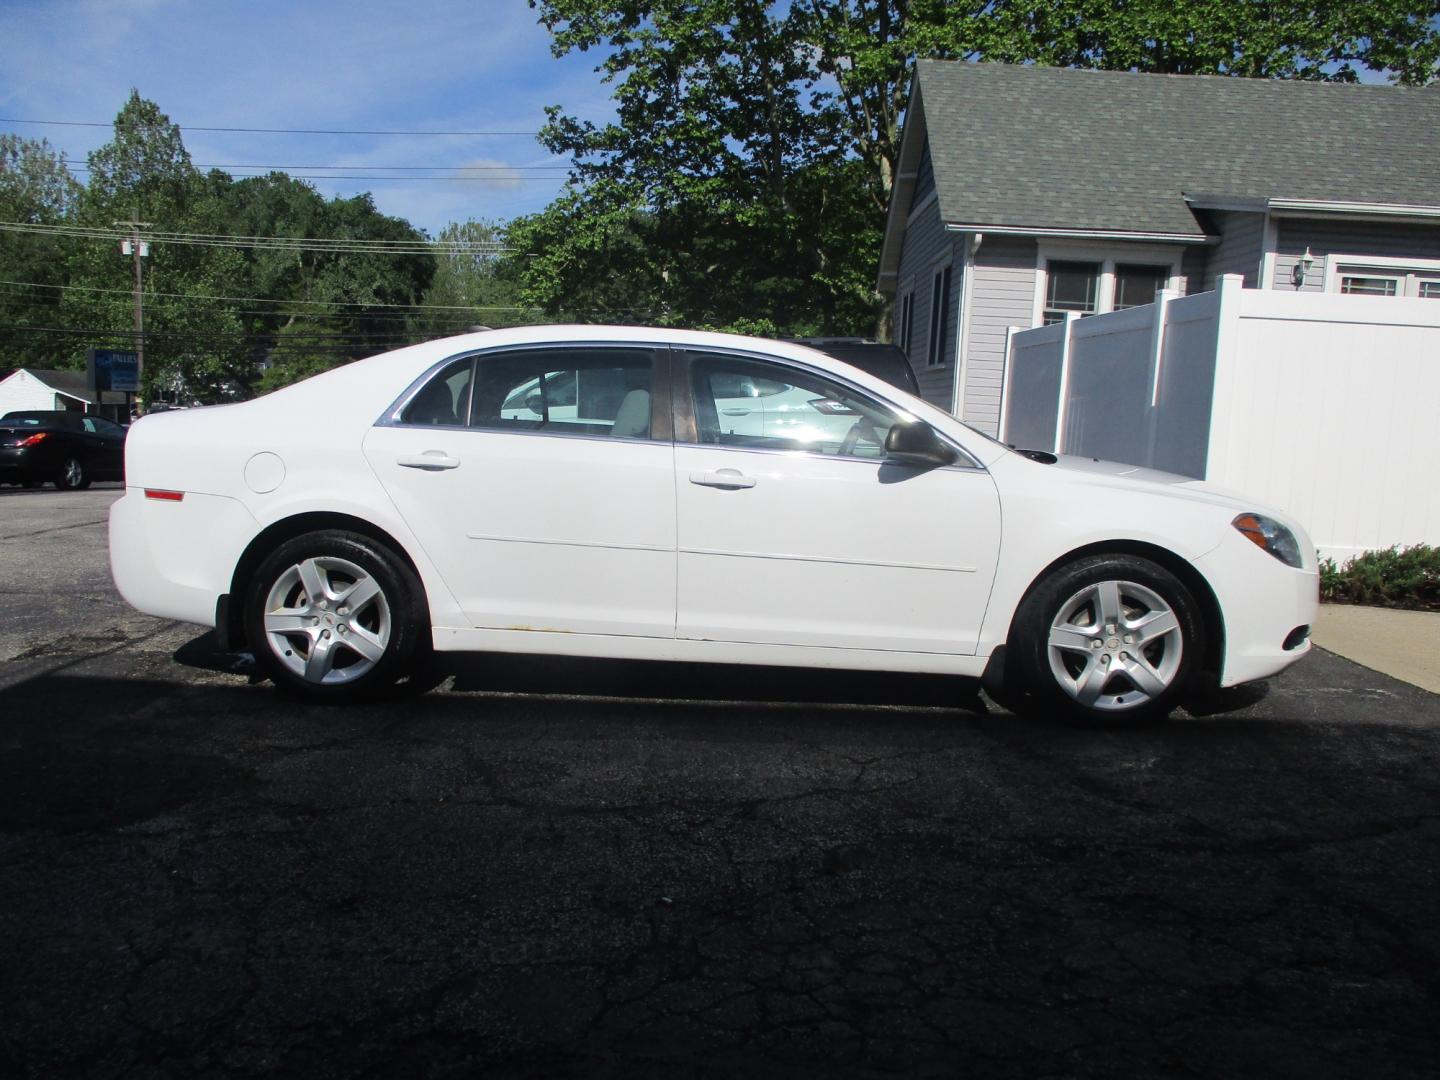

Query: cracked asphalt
2 487 1438 1078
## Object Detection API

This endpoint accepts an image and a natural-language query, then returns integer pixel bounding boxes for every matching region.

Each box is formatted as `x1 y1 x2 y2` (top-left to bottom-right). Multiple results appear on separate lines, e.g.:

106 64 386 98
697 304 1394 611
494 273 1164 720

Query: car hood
1039 453 1295 518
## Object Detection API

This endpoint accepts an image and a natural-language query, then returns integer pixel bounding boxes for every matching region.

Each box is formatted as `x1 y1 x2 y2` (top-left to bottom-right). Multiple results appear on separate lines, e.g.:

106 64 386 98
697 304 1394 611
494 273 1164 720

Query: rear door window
471 348 657 439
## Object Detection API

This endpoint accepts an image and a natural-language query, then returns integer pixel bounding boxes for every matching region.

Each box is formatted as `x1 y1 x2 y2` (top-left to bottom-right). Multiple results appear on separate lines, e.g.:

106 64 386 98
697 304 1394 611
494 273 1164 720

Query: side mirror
884 422 958 468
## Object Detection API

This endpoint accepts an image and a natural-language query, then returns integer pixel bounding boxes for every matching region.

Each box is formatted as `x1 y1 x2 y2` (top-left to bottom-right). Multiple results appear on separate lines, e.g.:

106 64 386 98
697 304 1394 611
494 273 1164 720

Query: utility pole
115 218 150 407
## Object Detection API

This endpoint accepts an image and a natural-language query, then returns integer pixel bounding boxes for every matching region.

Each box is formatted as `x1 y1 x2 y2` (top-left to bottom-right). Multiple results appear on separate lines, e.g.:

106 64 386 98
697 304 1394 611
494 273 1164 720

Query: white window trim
1030 241 1184 327
1322 253 1440 298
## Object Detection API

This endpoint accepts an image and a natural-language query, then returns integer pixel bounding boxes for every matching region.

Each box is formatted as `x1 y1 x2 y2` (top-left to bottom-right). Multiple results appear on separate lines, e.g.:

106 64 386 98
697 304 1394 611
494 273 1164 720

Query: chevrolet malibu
109 327 1317 722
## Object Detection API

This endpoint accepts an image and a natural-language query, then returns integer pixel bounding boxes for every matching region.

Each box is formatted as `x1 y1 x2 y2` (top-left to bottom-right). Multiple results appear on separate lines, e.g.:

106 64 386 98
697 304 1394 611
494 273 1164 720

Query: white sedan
109 326 1318 723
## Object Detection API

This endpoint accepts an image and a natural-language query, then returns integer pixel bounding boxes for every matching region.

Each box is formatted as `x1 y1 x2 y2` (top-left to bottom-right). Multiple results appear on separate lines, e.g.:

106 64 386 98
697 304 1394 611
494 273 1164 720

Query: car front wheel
243 530 428 702
1013 554 1202 725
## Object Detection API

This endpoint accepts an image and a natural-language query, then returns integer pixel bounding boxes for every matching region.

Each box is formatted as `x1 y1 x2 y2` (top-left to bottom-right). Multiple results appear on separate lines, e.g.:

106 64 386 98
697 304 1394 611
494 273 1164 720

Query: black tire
1011 554 1203 726
243 530 429 703
55 457 90 490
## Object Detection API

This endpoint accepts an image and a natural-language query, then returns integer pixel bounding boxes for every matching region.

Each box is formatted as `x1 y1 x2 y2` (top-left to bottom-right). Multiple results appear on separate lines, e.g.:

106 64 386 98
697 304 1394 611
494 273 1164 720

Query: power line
0 278 531 312
65 166 567 182
0 279 529 312
134 163 571 171
0 118 542 136
0 221 511 256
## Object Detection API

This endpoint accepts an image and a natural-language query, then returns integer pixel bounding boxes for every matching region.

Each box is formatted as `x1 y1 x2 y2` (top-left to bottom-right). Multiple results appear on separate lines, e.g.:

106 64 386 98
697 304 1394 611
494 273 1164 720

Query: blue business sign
87 349 140 393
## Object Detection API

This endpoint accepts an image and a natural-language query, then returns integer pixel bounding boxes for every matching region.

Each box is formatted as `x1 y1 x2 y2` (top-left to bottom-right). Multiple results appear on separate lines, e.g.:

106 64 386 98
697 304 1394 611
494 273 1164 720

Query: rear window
1 411 80 429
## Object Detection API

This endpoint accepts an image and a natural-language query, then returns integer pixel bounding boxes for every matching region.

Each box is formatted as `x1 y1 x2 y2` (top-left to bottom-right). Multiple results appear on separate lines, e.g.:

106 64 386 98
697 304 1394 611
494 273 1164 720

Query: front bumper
1195 537 1319 687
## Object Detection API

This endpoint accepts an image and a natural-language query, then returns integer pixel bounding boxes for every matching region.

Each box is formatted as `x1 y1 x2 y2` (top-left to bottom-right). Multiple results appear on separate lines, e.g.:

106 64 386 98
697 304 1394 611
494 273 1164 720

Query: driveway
2 487 1437 1077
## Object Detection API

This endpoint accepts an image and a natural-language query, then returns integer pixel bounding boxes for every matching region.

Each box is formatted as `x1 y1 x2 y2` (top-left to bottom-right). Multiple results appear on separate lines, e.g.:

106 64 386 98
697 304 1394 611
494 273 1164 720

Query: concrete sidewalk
1312 603 1440 694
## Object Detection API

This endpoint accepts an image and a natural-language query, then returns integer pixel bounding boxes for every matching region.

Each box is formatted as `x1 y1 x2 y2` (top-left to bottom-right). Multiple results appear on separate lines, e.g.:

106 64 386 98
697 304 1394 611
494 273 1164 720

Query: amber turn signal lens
1233 513 1269 551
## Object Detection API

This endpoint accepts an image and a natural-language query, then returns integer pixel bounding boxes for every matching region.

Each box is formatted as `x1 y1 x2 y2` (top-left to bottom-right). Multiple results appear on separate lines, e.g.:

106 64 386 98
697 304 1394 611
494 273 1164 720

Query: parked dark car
790 339 922 396
0 411 127 490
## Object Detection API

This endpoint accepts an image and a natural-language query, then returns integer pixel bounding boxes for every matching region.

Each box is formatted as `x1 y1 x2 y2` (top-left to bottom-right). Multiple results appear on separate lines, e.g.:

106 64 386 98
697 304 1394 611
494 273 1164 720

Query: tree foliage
0 134 82 366
2 91 441 402
521 0 1440 336
408 219 537 340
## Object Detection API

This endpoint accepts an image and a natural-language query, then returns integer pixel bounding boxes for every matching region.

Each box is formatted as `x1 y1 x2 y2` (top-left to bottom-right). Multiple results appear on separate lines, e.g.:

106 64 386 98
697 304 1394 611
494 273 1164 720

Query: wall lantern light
1291 246 1315 288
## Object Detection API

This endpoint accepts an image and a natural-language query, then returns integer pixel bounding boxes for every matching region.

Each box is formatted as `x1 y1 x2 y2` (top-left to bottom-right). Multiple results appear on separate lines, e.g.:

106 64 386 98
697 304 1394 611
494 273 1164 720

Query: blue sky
0 0 617 233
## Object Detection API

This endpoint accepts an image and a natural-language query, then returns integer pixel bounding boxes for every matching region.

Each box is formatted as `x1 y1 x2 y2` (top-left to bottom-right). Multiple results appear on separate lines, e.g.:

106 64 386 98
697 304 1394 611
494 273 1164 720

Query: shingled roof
22 368 96 404
896 60 1440 242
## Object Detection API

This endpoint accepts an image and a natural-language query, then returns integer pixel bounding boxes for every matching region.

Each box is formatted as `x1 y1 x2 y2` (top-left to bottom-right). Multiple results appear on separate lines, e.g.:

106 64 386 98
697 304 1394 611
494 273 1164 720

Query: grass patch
1319 544 1440 611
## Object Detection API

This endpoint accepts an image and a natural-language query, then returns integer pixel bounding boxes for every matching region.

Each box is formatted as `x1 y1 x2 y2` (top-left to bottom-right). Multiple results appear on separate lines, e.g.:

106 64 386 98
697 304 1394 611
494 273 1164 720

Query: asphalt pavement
1 486 1438 1078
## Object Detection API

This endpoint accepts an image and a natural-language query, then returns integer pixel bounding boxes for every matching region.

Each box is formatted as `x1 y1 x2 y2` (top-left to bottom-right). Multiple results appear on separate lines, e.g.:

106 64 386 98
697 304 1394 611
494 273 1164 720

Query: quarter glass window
688 354 901 459
402 358 474 426
471 348 655 438
1044 261 1100 324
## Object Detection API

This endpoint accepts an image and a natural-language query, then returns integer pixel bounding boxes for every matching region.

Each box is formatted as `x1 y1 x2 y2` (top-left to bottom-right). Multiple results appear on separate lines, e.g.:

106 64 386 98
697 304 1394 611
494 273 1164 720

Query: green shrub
1319 544 1440 611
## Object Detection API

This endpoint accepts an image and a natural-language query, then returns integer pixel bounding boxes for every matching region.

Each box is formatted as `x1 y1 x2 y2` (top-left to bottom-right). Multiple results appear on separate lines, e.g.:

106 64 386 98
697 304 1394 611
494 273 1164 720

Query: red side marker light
144 489 185 502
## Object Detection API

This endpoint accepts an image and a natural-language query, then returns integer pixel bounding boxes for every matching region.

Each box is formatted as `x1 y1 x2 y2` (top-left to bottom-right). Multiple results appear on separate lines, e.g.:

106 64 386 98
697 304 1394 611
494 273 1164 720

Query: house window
1113 264 1169 309
1327 258 1440 299
1043 261 1100 324
897 291 915 355
1340 275 1399 297
927 265 952 366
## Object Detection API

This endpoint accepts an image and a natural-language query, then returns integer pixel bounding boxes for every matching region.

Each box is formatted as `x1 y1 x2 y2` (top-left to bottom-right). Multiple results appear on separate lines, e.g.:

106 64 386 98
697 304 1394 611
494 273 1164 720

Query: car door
363 345 677 638
82 416 127 479
673 350 1002 655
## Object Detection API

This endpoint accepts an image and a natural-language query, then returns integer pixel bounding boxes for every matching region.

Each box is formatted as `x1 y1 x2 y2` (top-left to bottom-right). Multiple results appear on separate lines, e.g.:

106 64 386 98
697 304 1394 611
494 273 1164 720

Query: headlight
1232 513 1303 568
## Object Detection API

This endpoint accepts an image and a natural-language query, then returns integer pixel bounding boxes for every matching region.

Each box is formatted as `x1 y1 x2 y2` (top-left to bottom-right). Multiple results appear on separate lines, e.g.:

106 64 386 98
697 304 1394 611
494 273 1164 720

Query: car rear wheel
1013 554 1202 725
55 457 90 490
243 530 429 702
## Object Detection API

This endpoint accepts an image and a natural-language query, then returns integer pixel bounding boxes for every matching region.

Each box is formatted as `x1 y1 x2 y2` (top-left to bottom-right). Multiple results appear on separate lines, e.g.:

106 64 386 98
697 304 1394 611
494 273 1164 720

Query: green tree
525 0 1440 336
409 219 538 339
0 134 81 366
519 0 881 335
61 92 252 402
213 172 436 386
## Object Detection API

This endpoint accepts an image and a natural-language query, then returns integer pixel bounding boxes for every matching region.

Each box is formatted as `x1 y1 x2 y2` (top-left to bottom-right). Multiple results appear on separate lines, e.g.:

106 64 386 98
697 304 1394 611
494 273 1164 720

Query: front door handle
398 451 460 471
690 468 756 490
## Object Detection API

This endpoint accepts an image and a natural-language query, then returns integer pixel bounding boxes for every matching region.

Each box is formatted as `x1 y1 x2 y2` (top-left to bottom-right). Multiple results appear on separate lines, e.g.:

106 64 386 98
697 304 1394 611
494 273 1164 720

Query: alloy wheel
261 556 392 685
1045 578 1184 712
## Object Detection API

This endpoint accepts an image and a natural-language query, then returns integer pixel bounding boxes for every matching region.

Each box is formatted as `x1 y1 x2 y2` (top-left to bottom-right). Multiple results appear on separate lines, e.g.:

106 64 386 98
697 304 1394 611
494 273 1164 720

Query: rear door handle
398 451 460 471
690 468 756 490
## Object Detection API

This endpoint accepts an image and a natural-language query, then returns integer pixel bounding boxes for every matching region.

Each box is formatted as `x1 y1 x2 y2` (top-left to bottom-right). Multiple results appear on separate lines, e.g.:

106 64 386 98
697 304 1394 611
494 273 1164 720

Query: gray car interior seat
611 388 651 438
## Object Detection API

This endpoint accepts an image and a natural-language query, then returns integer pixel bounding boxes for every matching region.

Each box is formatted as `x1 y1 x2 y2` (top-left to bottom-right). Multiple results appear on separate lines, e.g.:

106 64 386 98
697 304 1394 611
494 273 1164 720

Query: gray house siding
893 180 958 409
963 237 1038 434
1178 244 1207 295
1273 219 1440 291
1202 210 1266 288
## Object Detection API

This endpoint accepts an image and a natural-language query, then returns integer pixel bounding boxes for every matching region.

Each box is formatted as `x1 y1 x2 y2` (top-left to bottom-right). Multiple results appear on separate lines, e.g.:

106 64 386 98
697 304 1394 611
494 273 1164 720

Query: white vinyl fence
1000 275 1440 560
